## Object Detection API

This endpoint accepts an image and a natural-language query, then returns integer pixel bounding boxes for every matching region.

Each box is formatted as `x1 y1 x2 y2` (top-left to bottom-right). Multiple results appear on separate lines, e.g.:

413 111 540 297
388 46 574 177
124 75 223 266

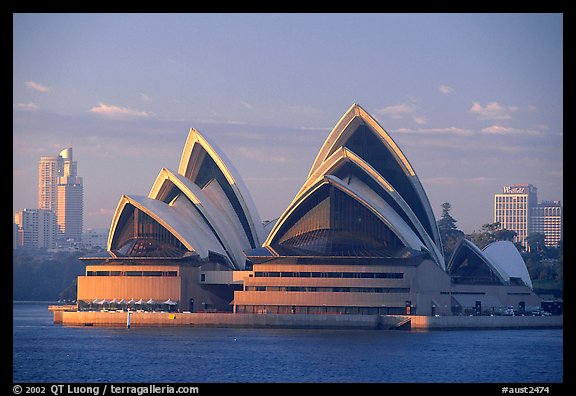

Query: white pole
127 310 131 329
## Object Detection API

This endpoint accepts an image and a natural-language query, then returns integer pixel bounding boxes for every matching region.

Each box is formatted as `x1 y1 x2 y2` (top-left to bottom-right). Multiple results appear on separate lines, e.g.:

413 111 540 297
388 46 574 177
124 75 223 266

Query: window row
236 305 408 315
86 270 178 277
245 286 410 293
254 271 404 279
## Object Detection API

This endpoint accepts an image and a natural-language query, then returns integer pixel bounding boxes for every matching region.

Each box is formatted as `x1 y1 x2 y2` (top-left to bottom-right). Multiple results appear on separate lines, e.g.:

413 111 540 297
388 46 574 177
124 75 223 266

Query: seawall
54 310 563 330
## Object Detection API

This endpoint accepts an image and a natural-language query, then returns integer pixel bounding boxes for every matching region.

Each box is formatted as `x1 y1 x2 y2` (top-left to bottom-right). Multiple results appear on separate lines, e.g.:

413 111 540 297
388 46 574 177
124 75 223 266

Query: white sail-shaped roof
483 241 533 289
148 168 250 269
107 194 229 265
178 128 264 249
446 239 507 285
285 146 445 269
306 103 442 259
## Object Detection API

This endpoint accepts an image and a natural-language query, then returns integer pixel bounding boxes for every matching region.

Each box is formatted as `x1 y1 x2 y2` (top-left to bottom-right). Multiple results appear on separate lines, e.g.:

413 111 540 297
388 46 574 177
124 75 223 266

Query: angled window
270 183 409 257
109 204 187 257
307 104 442 257
447 240 506 285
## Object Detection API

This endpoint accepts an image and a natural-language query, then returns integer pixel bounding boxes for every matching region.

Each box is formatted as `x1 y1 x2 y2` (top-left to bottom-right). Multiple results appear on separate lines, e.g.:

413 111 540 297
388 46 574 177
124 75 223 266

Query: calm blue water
13 302 563 383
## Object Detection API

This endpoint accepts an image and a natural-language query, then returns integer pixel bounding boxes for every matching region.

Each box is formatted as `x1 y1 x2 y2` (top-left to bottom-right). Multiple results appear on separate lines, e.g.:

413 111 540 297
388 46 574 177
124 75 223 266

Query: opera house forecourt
54 104 561 330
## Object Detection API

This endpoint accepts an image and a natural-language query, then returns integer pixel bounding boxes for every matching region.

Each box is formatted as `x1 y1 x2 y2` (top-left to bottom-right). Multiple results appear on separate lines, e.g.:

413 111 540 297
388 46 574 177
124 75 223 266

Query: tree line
12 248 91 301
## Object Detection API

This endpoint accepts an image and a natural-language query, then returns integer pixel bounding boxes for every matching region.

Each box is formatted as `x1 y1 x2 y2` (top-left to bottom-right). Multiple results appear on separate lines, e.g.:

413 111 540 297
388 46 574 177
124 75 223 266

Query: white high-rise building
38 147 83 242
494 184 562 249
532 200 562 247
14 209 57 249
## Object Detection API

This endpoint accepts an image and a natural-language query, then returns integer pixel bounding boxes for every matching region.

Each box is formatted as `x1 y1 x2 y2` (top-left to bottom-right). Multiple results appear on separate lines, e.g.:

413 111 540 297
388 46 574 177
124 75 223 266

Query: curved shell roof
107 128 264 269
447 239 533 288
108 194 228 261
178 128 264 248
265 103 444 267
483 241 533 289
148 167 251 269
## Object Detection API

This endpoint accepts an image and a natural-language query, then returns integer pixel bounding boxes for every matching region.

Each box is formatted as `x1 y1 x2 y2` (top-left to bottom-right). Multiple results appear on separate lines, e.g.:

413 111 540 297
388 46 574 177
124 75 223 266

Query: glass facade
271 184 405 257
448 243 505 285
331 124 436 244
110 205 187 257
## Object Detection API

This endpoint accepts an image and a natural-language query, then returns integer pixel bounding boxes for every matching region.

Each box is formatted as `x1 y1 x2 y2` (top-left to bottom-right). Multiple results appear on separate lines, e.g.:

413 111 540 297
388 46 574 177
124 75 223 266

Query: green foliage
521 237 563 289
465 222 516 250
437 202 464 264
12 248 88 301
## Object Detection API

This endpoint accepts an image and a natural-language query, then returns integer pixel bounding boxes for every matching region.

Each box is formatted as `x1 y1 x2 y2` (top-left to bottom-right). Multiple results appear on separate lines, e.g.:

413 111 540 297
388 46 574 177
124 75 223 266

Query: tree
437 202 458 233
526 233 546 253
437 202 464 264
466 222 517 250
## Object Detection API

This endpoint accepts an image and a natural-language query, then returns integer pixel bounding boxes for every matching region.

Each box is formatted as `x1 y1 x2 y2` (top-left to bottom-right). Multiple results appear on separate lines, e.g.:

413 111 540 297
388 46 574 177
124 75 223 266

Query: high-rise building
494 184 537 249
494 184 562 249
38 155 61 211
531 200 562 247
14 209 57 249
38 147 83 242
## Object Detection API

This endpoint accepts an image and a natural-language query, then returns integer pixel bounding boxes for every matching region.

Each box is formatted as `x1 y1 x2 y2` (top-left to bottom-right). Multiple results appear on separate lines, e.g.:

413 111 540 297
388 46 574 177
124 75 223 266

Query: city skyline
13 13 563 234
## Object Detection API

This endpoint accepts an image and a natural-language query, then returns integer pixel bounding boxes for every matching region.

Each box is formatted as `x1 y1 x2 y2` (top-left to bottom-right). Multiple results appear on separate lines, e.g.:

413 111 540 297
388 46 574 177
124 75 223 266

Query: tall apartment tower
494 184 562 249
531 200 563 247
14 209 57 249
38 147 83 242
494 184 538 249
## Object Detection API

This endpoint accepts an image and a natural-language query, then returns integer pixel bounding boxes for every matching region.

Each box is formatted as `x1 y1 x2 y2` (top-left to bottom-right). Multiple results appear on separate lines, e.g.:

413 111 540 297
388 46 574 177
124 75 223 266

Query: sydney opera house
78 104 540 317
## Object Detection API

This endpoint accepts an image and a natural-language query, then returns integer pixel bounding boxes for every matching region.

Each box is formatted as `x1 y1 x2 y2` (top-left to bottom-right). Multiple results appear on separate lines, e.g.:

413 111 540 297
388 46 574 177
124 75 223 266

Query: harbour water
13 302 563 383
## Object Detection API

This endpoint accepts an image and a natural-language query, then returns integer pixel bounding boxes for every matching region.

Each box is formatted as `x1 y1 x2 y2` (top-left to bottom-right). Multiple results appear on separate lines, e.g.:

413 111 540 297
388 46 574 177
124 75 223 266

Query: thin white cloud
239 100 254 110
140 93 151 102
14 102 39 111
396 126 474 136
469 101 515 120
378 102 427 125
89 102 151 118
439 84 454 94
379 103 415 118
480 124 542 136
25 80 50 93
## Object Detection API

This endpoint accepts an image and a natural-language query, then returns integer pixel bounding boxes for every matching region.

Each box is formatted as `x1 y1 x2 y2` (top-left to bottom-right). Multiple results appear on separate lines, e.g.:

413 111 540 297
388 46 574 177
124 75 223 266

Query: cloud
438 84 454 94
396 126 474 136
25 80 50 93
239 100 254 110
378 102 427 125
469 101 516 120
89 102 151 118
14 102 39 111
480 124 542 136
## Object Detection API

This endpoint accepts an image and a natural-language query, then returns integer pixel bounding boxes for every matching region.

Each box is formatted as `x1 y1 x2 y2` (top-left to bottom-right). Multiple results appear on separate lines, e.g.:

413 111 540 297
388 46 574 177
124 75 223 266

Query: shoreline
51 309 563 331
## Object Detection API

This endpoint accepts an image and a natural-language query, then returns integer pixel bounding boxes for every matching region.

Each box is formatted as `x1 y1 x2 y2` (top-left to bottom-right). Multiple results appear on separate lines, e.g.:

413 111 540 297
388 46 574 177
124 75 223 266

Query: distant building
38 147 83 242
494 184 537 249
14 209 57 249
494 184 562 249
81 229 109 249
532 200 562 247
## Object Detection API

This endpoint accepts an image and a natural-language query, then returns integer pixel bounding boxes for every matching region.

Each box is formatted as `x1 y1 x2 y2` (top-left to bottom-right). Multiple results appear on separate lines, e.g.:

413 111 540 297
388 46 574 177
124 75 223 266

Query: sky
13 13 563 234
